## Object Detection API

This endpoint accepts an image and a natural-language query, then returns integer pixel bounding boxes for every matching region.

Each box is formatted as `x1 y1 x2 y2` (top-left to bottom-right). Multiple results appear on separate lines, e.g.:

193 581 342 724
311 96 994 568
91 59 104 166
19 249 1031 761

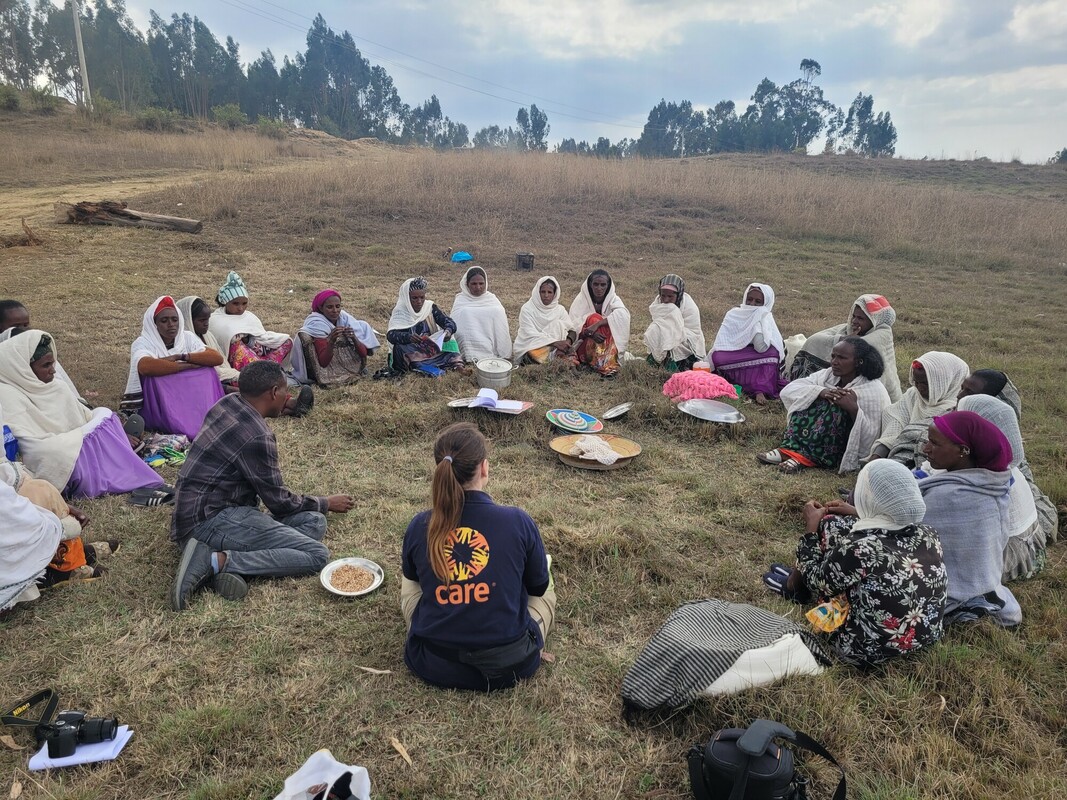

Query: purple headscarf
932 410 1011 472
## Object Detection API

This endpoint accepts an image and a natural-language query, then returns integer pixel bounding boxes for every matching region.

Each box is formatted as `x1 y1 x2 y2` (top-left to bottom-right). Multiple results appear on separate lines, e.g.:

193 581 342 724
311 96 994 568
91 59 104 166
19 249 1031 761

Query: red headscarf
153 296 176 318
312 289 340 314
932 410 1011 472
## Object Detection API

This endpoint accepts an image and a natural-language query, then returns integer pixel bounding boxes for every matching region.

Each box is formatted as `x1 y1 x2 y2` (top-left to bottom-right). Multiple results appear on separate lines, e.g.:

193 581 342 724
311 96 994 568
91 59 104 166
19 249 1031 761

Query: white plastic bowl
320 557 385 597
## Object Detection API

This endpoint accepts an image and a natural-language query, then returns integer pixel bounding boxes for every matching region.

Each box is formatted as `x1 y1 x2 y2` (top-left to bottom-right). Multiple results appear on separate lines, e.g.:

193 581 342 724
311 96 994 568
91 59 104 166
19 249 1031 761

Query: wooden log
54 200 203 233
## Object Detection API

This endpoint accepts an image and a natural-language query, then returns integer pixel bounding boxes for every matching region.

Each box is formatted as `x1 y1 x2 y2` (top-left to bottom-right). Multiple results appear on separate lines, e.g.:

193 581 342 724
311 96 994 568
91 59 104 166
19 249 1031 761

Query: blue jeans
188 506 329 578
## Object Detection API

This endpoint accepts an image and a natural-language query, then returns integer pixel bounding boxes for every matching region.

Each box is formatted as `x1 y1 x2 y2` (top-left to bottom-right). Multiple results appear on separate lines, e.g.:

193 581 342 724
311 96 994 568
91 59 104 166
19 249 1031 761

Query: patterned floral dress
779 398 853 468
796 515 948 665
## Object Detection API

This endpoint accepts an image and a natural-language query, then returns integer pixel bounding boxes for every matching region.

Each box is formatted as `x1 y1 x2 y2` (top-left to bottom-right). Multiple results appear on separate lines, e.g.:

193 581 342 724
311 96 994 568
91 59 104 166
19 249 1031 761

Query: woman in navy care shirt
401 423 556 691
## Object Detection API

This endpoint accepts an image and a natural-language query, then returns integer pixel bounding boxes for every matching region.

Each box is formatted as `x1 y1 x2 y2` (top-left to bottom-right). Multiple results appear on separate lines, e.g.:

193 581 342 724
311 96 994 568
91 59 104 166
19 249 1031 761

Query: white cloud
846 0 956 46
1008 1 1067 43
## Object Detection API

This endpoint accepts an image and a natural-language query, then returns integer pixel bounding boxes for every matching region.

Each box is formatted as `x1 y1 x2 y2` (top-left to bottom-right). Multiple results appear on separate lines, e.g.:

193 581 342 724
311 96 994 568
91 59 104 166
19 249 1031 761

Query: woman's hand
551 340 570 354
802 499 826 531
824 499 858 517
443 331 453 342
328 327 345 343
835 389 859 416
162 354 185 362
67 504 89 529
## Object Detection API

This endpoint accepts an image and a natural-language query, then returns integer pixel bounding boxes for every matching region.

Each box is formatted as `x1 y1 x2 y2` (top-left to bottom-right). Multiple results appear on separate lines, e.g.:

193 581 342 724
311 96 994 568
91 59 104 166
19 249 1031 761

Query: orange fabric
49 537 87 573
779 449 816 467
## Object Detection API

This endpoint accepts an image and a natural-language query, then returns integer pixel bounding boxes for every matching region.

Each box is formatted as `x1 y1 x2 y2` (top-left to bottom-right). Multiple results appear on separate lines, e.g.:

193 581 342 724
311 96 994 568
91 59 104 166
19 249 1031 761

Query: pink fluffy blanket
663 371 739 403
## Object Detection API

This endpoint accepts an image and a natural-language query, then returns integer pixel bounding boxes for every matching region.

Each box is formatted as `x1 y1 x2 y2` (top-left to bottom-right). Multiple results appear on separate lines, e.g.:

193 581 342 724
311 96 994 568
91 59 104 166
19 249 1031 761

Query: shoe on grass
169 539 215 611
291 385 315 418
211 572 249 602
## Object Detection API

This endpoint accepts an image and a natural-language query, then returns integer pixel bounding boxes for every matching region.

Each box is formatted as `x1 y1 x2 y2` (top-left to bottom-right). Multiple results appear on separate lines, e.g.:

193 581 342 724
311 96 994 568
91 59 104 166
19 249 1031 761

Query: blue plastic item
450 251 473 263
3 424 17 461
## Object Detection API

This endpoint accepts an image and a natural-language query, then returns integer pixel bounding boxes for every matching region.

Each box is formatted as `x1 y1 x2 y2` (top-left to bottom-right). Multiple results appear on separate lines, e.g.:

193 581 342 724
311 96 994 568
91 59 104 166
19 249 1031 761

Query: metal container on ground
515 252 534 270
475 358 513 390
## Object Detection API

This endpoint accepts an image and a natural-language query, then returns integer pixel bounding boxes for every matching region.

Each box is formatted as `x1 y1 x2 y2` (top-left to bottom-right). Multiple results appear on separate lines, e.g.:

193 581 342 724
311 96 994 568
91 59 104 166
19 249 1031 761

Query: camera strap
1 688 59 740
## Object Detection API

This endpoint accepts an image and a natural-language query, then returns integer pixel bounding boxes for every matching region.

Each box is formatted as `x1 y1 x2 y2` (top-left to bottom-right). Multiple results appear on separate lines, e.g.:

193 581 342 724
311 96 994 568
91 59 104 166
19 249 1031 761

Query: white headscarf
852 459 927 533
450 267 511 361
388 278 436 332
710 283 785 356
874 351 969 454
512 276 574 359
124 296 206 395
568 271 631 354
0 331 111 489
0 327 83 402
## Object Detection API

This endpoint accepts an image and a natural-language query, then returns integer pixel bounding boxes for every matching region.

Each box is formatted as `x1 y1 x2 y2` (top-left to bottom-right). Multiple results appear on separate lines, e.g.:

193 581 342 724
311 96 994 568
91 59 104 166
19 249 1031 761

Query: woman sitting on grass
958 368 1022 419
386 277 464 374
765 459 947 666
709 282 787 404
291 289 379 386
759 336 890 474
400 422 555 691
0 331 163 498
208 271 293 372
450 267 511 363
918 411 1020 627
177 296 242 394
868 351 969 467
122 296 225 438
568 269 631 378
790 293 902 402
512 276 575 365
642 274 705 372
955 394 1055 581
0 301 85 404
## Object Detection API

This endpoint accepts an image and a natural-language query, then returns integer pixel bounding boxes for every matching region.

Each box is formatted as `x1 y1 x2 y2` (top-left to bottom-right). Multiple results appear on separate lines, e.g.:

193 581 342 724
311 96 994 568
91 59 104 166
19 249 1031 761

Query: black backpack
688 719 846 800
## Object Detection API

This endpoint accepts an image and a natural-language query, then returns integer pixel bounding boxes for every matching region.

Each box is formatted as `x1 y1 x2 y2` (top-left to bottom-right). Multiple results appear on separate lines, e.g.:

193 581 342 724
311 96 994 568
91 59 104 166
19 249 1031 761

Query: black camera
42 710 119 758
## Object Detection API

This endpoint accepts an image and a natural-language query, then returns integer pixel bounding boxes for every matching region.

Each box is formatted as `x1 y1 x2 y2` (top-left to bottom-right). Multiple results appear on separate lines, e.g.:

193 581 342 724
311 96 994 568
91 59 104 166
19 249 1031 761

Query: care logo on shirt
435 526 492 606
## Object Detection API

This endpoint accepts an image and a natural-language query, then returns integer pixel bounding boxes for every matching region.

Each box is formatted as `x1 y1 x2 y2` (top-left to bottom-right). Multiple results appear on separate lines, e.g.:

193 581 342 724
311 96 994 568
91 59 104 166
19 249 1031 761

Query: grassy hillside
1 113 1065 799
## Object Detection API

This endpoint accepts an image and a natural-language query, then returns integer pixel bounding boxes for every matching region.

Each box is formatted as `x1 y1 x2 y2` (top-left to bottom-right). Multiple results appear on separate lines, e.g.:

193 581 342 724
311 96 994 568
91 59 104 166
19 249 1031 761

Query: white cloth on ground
450 267 511 361
124 296 208 395
568 274 631 354
512 276 574 360
0 331 111 489
779 367 891 473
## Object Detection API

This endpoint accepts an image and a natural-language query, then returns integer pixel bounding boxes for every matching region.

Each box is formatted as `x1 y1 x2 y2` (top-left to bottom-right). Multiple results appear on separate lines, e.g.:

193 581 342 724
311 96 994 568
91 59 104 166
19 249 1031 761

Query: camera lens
77 716 118 744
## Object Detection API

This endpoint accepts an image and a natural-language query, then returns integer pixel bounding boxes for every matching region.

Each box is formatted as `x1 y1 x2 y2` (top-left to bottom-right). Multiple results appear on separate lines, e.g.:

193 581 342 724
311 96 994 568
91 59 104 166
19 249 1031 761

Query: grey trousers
189 506 329 578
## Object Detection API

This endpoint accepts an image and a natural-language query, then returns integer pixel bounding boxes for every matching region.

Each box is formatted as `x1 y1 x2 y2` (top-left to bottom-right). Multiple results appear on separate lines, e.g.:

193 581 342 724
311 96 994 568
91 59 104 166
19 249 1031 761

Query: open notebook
468 388 531 415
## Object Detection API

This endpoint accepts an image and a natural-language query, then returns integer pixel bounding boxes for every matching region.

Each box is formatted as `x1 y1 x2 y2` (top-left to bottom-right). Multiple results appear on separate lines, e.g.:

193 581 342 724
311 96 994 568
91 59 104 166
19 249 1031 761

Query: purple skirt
141 369 224 439
66 414 162 499
711 345 788 399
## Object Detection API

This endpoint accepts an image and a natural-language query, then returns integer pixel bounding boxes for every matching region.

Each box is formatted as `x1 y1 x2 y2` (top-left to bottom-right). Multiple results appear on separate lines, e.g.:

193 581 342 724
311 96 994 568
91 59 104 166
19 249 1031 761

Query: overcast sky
122 0 1067 162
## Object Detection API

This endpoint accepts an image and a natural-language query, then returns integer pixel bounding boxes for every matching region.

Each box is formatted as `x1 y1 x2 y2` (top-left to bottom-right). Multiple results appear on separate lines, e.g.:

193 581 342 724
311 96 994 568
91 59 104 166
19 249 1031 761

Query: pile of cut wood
54 200 202 233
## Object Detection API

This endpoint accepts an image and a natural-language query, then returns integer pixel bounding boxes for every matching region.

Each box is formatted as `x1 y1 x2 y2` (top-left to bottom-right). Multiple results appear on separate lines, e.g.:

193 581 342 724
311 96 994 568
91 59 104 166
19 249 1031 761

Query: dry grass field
1 111 1066 800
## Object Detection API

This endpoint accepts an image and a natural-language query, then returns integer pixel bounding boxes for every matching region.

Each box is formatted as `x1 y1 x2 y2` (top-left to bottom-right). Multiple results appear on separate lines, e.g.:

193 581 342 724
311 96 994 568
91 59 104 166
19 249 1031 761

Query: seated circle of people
642 274 705 373
290 289 380 387
400 422 555 691
709 282 787 404
954 394 1054 582
918 410 1021 627
386 277 464 373
0 330 163 498
177 296 242 394
568 269 631 377
790 293 903 402
868 351 970 467
759 336 891 474
511 275 576 365
449 266 512 363
0 300 85 403
766 459 947 666
122 295 225 439
168 360 355 611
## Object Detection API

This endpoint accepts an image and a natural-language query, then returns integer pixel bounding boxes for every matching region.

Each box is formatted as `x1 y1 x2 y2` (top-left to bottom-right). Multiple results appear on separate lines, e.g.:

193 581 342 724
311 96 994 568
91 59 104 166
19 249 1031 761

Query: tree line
0 2 896 156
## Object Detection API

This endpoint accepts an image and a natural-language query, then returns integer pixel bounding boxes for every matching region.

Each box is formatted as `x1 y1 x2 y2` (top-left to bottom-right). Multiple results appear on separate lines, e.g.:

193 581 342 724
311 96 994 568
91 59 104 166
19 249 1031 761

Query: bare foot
754 392 768 406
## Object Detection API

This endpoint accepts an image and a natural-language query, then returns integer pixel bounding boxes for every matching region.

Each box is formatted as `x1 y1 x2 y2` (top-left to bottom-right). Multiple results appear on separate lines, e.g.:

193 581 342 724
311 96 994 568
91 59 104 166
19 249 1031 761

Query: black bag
688 719 845 800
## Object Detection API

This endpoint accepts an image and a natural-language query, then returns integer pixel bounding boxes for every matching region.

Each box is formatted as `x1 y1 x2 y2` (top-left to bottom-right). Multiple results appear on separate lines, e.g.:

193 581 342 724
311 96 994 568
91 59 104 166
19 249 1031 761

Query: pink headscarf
312 289 340 314
932 410 1011 472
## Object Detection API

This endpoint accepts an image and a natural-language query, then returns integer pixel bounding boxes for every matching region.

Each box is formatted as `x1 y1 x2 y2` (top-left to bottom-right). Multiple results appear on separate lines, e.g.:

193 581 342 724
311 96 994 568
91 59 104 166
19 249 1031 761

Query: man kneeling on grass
168 360 355 611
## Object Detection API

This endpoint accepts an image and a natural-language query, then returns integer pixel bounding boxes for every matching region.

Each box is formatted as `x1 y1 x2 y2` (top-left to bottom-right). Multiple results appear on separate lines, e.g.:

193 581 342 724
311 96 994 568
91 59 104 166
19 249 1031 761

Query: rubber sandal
779 458 804 474
128 486 176 507
756 449 783 465
290 385 315 418
85 540 120 564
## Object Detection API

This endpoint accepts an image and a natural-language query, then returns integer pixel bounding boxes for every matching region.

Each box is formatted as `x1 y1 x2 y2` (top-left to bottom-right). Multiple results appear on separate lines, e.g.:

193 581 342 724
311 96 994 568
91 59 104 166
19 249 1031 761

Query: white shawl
644 294 705 362
450 268 511 361
0 331 111 489
124 296 207 395
0 327 82 402
873 351 969 458
780 368 891 473
176 296 241 383
512 276 574 359
208 306 291 361
569 275 631 354
711 283 785 356
388 279 436 332
0 478 62 612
